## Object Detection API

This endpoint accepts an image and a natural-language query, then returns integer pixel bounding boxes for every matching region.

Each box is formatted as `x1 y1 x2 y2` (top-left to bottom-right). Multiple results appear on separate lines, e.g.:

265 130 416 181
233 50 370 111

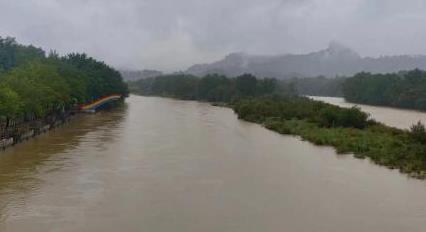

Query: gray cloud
0 0 426 71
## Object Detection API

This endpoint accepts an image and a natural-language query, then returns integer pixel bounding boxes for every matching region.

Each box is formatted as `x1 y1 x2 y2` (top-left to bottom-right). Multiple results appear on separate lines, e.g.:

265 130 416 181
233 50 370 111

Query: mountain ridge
186 42 426 78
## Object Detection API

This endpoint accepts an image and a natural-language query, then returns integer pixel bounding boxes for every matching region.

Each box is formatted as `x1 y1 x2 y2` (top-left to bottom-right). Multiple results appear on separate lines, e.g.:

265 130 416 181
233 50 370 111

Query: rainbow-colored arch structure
80 94 122 113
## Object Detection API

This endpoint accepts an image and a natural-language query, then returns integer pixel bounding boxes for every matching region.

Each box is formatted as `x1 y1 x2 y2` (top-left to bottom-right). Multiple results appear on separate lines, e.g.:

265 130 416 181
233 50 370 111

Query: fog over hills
186 42 426 78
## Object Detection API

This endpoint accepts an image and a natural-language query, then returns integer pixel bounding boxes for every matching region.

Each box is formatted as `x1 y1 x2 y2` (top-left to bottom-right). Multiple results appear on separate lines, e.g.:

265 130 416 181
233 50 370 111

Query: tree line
129 73 369 129
343 69 426 110
0 37 128 127
279 69 426 112
130 69 426 113
281 76 345 97
129 73 281 102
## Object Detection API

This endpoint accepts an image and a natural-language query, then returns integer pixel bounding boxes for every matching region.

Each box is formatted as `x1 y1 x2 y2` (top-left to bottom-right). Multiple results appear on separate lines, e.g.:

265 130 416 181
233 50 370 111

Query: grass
258 118 426 178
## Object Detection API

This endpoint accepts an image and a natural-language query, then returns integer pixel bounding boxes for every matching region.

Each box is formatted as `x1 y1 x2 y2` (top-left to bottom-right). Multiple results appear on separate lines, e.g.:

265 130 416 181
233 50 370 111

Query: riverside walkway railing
1 94 124 150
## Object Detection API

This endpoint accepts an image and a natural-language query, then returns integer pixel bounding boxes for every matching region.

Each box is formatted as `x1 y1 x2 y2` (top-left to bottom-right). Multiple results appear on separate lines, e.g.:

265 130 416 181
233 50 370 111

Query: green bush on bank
410 121 426 144
233 96 370 129
235 97 426 177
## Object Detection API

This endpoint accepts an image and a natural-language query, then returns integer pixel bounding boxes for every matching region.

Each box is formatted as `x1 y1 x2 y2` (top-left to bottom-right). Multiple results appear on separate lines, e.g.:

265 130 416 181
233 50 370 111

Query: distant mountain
120 69 163 81
186 42 426 78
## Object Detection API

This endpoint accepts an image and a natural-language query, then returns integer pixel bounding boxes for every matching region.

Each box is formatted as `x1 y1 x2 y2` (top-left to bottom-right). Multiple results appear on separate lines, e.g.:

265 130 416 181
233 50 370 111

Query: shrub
339 106 369 129
317 106 368 129
410 121 426 144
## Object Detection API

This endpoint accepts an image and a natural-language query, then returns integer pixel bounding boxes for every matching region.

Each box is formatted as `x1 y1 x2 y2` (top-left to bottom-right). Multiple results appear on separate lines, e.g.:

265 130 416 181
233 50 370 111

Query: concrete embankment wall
0 112 73 150
1 96 125 151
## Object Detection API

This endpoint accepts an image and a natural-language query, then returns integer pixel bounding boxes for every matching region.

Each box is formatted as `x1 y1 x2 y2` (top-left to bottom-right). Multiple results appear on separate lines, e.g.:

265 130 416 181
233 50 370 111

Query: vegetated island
129 73 426 178
0 37 128 149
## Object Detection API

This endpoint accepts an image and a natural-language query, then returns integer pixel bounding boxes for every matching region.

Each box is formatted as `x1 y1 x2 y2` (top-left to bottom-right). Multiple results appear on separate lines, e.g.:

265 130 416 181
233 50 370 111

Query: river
311 96 426 130
0 95 426 231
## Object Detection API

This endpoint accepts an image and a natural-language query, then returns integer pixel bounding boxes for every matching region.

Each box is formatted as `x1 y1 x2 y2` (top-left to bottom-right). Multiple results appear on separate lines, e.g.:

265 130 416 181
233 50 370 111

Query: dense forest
343 70 426 110
0 37 128 135
129 73 283 102
281 76 345 97
130 69 426 112
130 73 426 178
129 73 345 98
120 69 163 81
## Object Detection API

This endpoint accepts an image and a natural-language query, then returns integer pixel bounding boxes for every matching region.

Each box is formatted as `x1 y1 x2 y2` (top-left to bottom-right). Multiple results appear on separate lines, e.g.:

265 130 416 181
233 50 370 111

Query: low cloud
0 0 425 71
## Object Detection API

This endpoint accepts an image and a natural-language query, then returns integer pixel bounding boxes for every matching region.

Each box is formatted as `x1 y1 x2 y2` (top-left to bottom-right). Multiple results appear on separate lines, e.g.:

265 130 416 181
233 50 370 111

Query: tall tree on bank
343 69 426 110
0 36 128 123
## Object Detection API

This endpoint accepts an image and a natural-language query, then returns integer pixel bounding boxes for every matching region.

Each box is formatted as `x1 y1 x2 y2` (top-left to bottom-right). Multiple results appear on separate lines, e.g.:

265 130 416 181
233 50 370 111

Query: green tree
0 85 21 118
236 74 257 97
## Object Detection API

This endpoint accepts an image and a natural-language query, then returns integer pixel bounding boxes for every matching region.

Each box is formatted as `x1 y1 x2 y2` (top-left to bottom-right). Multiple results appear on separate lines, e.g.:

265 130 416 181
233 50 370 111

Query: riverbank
1 99 124 151
232 97 426 179
138 94 426 179
1 111 72 150
129 74 426 179
0 37 129 151
311 96 426 130
343 70 426 112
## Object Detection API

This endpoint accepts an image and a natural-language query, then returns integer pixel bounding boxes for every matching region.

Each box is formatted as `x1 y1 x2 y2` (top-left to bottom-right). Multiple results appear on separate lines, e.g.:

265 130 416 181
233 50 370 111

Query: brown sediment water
0 95 426 232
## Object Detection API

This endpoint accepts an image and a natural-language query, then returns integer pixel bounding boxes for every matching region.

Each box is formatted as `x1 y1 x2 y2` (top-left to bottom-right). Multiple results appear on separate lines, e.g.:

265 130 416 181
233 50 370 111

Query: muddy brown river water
1 95 426 232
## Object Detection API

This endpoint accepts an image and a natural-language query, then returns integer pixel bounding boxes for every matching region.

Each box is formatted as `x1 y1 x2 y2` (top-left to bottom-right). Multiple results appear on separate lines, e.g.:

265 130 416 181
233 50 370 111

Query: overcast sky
1 0 426 71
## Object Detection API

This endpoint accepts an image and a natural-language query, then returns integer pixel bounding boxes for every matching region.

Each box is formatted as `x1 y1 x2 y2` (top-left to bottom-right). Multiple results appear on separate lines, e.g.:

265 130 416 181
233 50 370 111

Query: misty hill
186 42 426 78
120 69 163 81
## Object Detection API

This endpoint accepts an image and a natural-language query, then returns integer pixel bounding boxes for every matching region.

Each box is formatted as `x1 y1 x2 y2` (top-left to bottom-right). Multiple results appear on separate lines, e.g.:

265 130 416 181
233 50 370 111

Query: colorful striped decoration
80 94 122 112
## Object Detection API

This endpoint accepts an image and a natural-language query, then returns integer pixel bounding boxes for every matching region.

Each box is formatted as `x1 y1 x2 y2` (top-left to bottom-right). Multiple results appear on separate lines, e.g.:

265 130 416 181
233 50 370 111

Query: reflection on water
0 96 426 232
311 96 426 129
